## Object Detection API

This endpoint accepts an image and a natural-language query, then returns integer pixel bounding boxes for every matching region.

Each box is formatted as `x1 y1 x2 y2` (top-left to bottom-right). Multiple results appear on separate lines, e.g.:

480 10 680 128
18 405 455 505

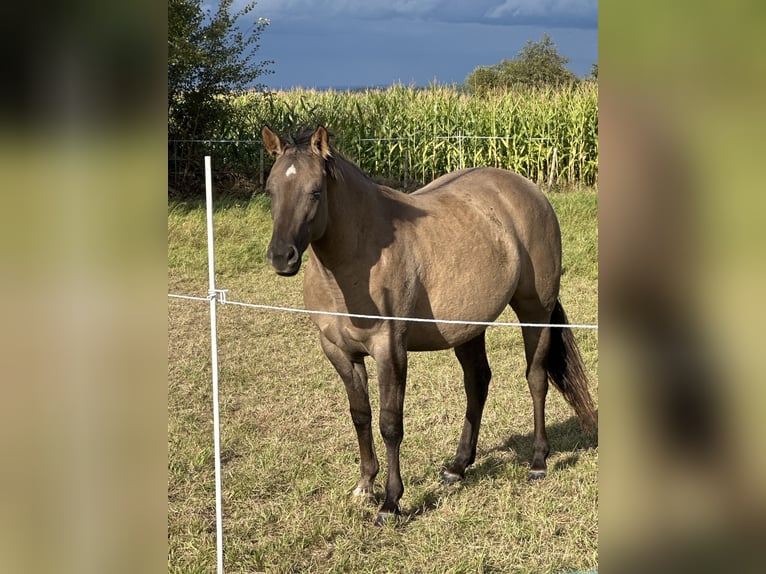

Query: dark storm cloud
238 0 597 88
248 0 597 29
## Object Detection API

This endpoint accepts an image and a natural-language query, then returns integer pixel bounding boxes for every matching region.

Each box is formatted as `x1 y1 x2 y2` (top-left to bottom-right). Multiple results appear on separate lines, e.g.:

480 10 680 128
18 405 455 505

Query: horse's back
414 168 555 232
410 167 560 266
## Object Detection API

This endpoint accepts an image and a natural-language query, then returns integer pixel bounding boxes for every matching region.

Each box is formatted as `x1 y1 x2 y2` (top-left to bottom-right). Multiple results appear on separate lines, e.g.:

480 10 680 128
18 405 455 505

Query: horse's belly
406 321 489 351
403 251 518 351
404 288 511 351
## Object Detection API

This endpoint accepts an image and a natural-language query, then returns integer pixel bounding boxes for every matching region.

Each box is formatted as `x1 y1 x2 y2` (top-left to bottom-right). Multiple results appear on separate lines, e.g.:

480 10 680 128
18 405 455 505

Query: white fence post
205 156 225 574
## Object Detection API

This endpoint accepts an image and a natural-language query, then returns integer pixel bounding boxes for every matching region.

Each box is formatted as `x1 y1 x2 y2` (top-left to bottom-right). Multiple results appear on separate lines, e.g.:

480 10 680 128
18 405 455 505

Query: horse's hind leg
319 335 379 499
511 299 553 479
443 331 492 484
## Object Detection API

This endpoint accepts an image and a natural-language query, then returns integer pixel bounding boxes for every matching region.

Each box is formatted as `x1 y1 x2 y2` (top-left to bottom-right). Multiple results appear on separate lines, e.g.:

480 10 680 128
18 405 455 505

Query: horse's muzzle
267 241 302 276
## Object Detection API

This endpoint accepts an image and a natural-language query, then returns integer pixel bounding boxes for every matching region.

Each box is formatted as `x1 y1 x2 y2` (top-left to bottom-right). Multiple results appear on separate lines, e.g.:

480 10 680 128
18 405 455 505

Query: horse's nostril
287 246 299 264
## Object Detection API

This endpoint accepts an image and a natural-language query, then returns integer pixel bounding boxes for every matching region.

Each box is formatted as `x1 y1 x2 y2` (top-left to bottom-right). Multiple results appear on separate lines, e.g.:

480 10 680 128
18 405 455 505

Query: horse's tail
546 300 598 431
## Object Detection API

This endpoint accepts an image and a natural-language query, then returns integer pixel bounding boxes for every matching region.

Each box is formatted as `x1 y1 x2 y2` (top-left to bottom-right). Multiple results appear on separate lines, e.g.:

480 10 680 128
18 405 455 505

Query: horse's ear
262 125 284 157
310 125 331 159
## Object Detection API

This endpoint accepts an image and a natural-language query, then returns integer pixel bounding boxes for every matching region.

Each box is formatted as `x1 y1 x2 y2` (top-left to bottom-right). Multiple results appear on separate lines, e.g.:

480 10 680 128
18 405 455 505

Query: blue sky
237 0 598 89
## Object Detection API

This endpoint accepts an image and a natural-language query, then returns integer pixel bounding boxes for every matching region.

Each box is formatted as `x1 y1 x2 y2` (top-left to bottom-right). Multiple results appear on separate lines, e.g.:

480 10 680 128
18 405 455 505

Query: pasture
168 188 598 573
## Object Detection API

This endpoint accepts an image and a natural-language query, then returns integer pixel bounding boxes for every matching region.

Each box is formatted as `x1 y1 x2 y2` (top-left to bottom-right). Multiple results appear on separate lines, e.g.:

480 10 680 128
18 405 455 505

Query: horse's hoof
440 470 463 485
373 511 400 526
528 469 547 480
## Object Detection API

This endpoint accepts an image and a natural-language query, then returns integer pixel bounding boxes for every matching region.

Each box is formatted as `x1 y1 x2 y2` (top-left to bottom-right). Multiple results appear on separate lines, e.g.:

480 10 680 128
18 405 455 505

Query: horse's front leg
374 341 408 525
319 335 379 499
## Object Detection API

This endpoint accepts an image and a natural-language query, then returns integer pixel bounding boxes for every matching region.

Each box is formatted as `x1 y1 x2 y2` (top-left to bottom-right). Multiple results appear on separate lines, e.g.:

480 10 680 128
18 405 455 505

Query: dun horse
262 125 596 525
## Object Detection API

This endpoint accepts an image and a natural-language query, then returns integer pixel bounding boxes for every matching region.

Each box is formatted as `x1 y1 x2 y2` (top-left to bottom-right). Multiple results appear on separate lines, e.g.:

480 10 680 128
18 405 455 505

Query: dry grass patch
168 190 598 573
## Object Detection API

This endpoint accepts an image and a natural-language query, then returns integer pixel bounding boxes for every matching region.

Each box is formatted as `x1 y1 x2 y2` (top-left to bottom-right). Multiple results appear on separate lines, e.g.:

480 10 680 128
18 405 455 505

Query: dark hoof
528 469 547 480
373 511 400 526
440 470 463 485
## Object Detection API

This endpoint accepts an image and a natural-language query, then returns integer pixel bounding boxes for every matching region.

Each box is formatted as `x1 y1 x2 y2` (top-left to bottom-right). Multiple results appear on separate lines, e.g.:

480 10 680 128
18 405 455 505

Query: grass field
168 186 598 573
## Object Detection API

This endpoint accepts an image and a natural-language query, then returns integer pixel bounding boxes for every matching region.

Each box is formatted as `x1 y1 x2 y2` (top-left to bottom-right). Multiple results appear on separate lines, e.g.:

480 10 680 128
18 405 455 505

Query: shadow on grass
401 414 598 523
488 412 599 465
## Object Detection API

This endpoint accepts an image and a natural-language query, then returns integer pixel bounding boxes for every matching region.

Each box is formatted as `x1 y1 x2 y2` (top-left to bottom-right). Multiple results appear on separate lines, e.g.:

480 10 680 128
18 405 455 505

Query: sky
235 0 598 90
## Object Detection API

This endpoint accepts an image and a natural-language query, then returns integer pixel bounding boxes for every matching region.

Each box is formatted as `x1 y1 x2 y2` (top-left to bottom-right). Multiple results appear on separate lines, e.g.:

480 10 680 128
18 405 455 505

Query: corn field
171 83 597 194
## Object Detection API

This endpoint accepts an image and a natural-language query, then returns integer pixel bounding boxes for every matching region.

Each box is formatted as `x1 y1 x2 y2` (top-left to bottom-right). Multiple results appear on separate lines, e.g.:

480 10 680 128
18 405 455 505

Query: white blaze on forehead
285 164 297 177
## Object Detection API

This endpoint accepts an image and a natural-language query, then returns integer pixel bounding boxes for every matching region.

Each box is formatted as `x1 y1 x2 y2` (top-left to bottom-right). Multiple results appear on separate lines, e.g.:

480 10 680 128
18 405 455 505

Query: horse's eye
310 190 322 201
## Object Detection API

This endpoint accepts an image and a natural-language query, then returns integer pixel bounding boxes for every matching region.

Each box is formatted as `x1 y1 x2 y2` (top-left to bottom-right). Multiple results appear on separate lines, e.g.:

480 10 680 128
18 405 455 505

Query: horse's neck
314 160 384 268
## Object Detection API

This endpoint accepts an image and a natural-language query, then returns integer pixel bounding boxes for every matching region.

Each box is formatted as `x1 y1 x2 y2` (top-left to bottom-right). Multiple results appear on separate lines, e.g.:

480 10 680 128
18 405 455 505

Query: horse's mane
287 127 322 147
286 127 370 183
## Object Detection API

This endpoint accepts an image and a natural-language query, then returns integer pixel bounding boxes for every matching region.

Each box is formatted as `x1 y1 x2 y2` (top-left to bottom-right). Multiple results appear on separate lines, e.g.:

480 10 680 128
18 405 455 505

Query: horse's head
262 125 332 276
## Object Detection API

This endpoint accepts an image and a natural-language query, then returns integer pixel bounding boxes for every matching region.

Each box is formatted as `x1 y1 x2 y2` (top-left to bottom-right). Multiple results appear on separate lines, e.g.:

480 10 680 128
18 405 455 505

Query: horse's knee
349 407 372 428
379 415 403 446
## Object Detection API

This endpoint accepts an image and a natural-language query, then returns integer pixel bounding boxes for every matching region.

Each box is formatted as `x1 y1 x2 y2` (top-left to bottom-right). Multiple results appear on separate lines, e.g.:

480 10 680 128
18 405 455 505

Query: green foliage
465 33 577 94
168 0 272 134
464 66 501 94
169 0 272 192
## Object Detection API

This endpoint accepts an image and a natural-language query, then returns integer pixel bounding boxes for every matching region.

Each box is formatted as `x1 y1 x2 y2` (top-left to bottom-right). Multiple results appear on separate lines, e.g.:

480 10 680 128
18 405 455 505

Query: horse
261 125 597 525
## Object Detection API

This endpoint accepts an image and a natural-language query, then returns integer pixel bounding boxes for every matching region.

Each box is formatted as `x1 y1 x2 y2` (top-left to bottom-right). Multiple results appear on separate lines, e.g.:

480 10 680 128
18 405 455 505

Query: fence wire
167 293 598 330
169 134 575 196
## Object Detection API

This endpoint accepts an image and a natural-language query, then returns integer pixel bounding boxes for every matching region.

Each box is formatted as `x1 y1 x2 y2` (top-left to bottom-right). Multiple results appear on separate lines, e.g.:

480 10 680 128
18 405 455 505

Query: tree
169 0 272 99
169 0 273 193
465 33 576 94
